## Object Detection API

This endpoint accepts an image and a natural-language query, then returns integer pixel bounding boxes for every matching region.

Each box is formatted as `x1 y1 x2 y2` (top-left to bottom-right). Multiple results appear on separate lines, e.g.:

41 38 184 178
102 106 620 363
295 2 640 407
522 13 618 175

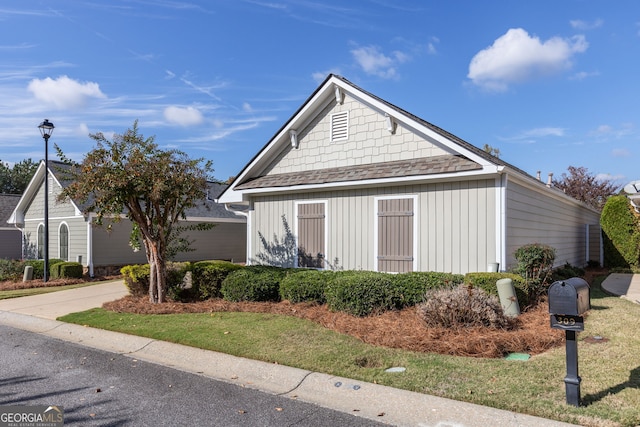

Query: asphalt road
0 324 387 426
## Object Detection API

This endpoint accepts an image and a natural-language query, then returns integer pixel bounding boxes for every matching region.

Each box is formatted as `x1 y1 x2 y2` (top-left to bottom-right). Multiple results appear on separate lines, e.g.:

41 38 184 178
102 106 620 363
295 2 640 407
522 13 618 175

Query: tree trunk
147 242 166 304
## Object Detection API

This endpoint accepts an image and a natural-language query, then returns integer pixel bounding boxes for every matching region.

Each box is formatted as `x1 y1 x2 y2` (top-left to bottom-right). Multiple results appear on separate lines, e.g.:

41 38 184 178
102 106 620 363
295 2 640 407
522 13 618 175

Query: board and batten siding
504 179 601 269
249 179 497 274
261 93 449 176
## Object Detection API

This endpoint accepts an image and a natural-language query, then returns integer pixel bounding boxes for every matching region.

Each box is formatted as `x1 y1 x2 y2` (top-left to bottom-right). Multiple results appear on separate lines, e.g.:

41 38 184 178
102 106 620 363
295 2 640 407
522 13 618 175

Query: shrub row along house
7 160 246 276
218 74 602 274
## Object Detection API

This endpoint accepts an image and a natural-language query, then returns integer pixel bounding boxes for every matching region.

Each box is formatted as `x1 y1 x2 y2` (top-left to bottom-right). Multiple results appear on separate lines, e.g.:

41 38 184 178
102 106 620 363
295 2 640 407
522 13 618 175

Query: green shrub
465 272 527 305
550 262 585 283
513 243 556 303
220 265 287 302
54 262 83 279
601 195 640 269
121 264 150 296
416 284 516 330
23 259 64 280
192 260 243 300
391 272 464 306
279 269 330 303
325 271 402 317
165 262 194 301
0 259 23 281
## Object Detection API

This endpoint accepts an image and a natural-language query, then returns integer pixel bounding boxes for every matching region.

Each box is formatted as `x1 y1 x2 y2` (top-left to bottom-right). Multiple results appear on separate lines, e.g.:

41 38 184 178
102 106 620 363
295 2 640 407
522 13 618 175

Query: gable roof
8 160 245 226
218 74 521 204
0 193 21 229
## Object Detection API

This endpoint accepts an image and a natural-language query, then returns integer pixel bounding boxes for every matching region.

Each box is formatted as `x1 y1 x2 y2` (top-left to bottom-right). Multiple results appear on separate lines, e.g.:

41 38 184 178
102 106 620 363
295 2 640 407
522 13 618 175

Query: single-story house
218 74 602 274
0 193 22 260
8 160 246 276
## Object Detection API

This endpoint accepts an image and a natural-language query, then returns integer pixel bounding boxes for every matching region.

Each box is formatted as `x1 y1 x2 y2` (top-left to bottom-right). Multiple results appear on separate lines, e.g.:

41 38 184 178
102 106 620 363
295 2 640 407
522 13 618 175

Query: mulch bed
8 269 608 358
103 295 564 358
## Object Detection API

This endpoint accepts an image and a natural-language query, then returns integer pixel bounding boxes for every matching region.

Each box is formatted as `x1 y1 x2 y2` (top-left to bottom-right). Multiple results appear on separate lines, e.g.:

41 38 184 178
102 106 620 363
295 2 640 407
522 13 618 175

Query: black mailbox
548 277 590 331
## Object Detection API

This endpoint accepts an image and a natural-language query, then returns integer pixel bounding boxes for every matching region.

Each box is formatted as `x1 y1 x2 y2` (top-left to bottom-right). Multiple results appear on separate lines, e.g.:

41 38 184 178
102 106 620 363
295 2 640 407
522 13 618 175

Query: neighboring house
8 160 246 276
218 74 602 274
0 193 22 260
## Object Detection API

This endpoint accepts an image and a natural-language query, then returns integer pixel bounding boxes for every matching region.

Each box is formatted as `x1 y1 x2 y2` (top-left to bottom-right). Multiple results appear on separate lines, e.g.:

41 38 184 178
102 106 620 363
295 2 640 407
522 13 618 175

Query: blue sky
1 1 639 186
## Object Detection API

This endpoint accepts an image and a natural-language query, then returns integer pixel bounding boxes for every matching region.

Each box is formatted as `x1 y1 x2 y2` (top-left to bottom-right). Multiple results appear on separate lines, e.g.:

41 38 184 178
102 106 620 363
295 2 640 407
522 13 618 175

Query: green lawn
59 277 640 427
0 282 95 300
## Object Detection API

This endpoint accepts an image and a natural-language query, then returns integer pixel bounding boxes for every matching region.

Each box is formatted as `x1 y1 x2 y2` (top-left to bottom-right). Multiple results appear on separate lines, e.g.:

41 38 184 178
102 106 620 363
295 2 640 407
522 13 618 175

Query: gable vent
330 111 349 142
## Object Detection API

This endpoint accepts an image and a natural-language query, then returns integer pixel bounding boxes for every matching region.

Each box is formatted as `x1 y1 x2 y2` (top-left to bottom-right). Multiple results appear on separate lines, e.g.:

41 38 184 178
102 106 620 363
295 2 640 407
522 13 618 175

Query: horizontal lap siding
250 179 496 274
92 221 246 266
505 181 600 269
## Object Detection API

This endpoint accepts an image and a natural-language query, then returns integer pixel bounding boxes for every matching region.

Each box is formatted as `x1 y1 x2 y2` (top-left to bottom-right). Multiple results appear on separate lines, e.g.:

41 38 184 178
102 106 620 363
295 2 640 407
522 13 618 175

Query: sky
1 1 639 187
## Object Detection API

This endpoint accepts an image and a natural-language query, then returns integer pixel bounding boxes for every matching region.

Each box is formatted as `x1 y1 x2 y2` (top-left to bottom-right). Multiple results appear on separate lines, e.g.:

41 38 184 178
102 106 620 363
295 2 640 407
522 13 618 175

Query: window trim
58 222 69 261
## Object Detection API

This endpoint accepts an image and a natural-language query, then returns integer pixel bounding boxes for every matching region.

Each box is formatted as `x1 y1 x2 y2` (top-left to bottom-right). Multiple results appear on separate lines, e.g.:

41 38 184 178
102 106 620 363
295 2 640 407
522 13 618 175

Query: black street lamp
38 119 54 282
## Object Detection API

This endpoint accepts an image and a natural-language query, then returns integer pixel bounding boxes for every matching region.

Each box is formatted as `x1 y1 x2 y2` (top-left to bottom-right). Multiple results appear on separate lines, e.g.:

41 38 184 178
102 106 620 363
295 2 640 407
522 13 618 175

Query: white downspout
497 167 507 272
223 203 251 265
86 215 94 277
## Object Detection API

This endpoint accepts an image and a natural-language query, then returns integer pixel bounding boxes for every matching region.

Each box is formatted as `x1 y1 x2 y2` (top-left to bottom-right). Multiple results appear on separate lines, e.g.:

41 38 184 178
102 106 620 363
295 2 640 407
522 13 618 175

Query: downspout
86 214 94 277
497 166 507 272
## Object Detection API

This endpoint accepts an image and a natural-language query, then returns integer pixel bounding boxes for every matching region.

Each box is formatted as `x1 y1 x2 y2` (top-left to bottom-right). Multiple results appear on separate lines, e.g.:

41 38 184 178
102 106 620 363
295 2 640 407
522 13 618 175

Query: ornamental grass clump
417 284 515 330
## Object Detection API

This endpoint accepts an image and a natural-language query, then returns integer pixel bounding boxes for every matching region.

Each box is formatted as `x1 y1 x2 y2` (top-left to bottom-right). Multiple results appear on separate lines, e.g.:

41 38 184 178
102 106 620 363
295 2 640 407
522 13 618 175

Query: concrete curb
0 310 579 427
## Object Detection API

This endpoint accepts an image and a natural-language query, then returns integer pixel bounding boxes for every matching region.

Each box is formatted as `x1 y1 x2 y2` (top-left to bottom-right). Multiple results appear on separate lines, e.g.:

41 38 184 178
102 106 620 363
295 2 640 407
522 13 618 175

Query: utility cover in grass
505 353 530 361
385 367 406 373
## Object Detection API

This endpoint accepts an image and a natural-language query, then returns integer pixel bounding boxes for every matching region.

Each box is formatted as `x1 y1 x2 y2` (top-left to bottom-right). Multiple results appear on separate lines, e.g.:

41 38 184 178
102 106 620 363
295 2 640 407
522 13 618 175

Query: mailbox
548 277 590 332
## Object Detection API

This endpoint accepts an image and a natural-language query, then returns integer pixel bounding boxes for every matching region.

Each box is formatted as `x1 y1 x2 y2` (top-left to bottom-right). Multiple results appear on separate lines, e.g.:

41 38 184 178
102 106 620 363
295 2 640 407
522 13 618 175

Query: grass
0 282 96 300
58 276 640 427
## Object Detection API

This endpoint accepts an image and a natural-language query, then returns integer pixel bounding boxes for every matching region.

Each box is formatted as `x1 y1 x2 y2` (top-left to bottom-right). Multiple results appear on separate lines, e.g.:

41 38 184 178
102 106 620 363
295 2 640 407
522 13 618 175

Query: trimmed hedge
23 259 64 279
121 264 151 296
601 195 640 268
279 269 329 303
391 272 464 306
191 260 243 300
221 265 288 302
325 271 401 317
0 259 23 281
50 262 83 279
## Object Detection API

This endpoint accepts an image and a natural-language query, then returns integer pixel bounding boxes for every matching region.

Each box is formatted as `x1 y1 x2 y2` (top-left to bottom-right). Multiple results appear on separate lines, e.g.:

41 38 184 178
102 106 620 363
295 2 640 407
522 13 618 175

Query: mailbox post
548 277 590 407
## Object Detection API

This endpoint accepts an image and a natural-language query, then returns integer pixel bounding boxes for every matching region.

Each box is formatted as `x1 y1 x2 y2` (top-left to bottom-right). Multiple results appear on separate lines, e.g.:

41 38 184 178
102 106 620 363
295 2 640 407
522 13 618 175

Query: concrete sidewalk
0 280 578 427
601 273 640 304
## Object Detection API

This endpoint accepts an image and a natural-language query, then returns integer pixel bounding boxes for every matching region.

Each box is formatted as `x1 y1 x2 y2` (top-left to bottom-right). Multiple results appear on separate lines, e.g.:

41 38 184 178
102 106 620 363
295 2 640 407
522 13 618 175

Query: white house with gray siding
8 160 246 275
218 74 602 274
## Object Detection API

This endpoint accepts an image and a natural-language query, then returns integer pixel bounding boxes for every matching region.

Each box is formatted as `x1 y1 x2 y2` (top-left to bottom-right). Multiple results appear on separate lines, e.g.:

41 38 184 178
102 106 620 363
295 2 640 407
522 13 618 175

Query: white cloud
570 19 603 30
312 68 341 83
570 70 599 80
75 123 90 137
28 75 106 109
351 45 409 79
163 106 204 126
612 148 631 158
467 28 588 91
242 102 253 113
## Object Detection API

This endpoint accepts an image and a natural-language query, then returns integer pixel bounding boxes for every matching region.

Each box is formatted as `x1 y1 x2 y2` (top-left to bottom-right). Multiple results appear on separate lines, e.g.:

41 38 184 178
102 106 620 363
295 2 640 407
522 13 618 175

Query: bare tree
552 166 619 211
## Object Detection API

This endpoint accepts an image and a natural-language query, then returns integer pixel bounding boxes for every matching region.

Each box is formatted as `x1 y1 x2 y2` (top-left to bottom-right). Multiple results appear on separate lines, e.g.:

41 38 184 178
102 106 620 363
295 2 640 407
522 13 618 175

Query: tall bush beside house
513 243 556 303
0 259 24 281
23 259 64 280
601 195 640 269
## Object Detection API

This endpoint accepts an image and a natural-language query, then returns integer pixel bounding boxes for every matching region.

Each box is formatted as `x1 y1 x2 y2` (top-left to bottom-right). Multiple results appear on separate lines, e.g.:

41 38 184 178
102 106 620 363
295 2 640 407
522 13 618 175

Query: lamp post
38 119 54 282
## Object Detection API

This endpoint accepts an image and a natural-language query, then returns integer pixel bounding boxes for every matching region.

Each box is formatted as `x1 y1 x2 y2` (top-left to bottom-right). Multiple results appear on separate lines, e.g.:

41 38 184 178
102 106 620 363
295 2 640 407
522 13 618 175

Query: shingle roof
236 154 481 189
48 161 242 222
0 194 21 225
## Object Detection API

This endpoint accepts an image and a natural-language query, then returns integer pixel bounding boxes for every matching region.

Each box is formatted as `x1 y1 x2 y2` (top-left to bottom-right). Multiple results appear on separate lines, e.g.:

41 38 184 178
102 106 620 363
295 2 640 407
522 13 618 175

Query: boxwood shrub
120 264 151 296
191 260 243 300
325 271 402 317
391 272 464 306
220 265 288 302
23 259 64 280
279 269 329 303
51 262 83 279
